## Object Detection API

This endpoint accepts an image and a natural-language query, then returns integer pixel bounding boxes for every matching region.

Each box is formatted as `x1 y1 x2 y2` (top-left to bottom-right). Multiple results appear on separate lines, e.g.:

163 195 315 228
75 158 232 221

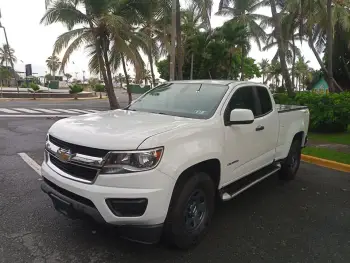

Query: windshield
126 83 229 119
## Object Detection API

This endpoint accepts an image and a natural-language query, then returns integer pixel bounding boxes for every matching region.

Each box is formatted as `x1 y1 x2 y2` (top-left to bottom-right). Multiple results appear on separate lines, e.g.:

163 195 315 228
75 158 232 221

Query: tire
279 139 302 181
163 172 215 249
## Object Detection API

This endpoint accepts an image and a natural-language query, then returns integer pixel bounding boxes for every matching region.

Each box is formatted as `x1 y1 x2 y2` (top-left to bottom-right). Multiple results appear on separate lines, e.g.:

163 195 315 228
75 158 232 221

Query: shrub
93 84 105 99
69 84 84 100
275 92 350 133
28 83 41 100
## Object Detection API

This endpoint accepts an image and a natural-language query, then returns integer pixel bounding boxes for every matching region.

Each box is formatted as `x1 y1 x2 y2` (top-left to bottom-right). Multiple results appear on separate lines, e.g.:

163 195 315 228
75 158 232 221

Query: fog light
106 198 148 217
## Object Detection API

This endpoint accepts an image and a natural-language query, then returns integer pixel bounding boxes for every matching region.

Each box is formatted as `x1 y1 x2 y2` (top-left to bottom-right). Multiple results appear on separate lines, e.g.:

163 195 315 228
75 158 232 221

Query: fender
138 119 224 180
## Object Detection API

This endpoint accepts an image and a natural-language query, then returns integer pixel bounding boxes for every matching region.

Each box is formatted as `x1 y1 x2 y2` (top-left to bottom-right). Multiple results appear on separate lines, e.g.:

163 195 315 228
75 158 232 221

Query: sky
0 0 320 81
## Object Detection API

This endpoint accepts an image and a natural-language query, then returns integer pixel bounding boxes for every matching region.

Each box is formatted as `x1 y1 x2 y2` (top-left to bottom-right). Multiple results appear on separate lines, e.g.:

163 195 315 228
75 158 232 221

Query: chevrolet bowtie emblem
56 148 75 163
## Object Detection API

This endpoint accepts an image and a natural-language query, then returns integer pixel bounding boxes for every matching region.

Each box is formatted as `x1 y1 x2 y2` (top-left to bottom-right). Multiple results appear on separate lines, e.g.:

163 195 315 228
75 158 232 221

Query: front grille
43 178 95 208
49 135 109 158
49 154 98 182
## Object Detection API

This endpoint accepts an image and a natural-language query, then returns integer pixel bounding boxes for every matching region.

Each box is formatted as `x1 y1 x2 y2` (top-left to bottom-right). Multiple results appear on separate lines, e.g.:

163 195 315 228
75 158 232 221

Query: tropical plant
69 84 84 100
0 44 17 67
0 67 12 96
46 55 61 78
28 83 41 100
259 59 270 83
285 0 350 92
94 84 105 99
294 56 310 91
217 0 268 80
267 0 294 96
64 73 72 82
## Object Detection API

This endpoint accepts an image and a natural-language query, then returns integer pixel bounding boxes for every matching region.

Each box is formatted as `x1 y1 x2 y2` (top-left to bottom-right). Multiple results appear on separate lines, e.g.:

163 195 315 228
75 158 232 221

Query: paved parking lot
1 117 350 263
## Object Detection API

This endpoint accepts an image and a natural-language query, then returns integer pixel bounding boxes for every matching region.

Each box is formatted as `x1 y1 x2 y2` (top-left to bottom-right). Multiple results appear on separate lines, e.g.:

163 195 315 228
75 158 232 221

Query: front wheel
163 172 215 249
279 139 302 181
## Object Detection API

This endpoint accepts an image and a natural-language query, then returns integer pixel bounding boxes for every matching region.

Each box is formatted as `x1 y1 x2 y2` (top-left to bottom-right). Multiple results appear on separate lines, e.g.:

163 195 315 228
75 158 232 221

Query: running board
220 164 281 201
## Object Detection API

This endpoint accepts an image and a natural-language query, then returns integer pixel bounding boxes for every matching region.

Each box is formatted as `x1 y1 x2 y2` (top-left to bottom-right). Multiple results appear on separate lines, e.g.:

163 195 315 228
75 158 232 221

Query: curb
0 97 105 102
301 154 350 173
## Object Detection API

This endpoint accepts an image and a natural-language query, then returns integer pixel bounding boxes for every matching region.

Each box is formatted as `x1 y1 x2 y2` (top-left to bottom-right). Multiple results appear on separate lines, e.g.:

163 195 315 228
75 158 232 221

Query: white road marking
0 114 71 118
18 153 41 176
67 109 91 114
32 108 60 113
51 108 83 114
85 109 100 113
13 108 40 113
0 108 20 113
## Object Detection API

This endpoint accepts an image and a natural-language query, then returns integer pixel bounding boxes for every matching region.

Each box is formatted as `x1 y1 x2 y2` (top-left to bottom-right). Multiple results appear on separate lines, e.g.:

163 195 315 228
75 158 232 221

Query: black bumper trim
41 179 163 244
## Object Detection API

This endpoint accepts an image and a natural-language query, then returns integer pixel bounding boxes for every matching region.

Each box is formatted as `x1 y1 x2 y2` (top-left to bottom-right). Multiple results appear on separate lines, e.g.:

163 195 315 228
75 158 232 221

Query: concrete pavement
1 117 350 263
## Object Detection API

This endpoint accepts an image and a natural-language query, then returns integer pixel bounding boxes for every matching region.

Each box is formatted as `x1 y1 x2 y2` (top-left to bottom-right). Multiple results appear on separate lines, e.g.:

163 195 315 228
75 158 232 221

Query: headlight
100 147 164 174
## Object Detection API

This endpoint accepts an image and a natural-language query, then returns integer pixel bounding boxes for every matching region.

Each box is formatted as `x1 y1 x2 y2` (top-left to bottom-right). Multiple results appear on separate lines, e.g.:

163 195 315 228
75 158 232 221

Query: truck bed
276 104 308 113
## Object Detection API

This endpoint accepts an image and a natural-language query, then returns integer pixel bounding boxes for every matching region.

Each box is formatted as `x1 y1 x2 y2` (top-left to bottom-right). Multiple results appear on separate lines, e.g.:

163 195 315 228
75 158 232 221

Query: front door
222 86 260 186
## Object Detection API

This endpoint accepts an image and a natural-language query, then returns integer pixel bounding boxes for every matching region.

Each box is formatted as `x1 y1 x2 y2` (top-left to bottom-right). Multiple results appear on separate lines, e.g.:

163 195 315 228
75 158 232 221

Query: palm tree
267 60 282 88
295 56 310 91
0 44 17 67
259 59 270 83
267 0 294 96
286 0 349 92
217 0 268 80
64 73 72 83
46 55 61 78
41 0 140 109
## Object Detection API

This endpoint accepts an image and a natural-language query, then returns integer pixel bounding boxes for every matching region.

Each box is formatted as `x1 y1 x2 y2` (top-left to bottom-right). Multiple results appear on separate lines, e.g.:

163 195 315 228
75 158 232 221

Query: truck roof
168 80 261 86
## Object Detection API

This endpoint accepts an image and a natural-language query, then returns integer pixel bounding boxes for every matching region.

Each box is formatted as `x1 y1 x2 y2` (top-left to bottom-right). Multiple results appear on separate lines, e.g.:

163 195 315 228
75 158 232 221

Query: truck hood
49 110 200 150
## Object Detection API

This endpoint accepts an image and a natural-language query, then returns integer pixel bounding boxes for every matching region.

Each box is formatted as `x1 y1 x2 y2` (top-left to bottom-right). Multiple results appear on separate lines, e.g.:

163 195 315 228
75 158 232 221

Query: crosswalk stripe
85 109 100 113
0 108 20 113
51 109 81 114
67 109 91 114
13 108 41 113
32 108 61 114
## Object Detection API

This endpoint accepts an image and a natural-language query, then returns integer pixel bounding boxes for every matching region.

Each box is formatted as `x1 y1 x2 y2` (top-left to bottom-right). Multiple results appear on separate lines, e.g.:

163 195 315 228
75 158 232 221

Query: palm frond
40 1 90 30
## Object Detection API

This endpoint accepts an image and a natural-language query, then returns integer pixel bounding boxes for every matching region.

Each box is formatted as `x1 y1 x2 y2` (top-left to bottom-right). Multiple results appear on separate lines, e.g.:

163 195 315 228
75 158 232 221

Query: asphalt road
1 117 350 263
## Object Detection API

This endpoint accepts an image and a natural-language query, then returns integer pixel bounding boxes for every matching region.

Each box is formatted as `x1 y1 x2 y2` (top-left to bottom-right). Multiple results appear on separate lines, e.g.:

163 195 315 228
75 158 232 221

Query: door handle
256 125 264 131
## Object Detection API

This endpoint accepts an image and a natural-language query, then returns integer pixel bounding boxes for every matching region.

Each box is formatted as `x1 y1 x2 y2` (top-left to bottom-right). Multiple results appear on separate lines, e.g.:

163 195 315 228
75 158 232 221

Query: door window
256 86 273 116
225 86 258 122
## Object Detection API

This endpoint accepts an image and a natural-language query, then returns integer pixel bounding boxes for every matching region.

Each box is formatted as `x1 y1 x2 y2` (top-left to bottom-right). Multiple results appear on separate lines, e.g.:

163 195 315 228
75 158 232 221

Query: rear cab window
255 86 273 116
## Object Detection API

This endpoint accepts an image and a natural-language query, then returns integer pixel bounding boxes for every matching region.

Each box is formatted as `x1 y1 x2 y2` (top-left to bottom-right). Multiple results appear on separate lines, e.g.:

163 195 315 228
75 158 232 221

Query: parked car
41 80 309 249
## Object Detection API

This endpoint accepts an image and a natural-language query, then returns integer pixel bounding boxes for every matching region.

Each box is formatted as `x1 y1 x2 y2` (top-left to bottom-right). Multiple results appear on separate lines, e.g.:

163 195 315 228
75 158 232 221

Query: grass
302 147 350 165
308 132 350 145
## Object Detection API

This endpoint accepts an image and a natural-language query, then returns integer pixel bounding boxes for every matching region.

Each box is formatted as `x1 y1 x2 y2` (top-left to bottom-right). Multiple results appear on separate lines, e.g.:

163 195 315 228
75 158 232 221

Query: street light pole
169 0 176 81
0 11 19 93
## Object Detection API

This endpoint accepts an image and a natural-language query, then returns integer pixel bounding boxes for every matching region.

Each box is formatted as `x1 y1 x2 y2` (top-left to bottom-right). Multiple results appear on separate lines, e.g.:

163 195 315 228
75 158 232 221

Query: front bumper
41 162 175 243
41 178 163 244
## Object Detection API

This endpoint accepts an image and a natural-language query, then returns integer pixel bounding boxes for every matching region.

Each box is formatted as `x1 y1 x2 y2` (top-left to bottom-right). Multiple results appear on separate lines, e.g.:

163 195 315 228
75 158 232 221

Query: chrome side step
220 164 281 202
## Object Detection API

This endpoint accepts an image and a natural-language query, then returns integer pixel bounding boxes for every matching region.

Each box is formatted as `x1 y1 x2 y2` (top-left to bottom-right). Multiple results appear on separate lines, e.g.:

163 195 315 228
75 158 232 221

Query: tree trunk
99 92 102 99
240 47 245 81
262 74 265 84
291 34 296 88
269 0 293 96
101 40 120 109
326 0 334 92
148 50 156 87
176 0 183 80
308 35 343 92
121 54 132 104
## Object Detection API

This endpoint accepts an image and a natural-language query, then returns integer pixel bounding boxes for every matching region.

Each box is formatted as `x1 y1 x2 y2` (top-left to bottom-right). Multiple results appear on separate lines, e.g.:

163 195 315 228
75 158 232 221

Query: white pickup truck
41 80 309 249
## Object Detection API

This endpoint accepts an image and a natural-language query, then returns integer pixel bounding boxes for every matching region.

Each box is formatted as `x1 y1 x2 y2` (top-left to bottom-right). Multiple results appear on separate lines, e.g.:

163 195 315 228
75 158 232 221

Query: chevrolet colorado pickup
41 80 309 249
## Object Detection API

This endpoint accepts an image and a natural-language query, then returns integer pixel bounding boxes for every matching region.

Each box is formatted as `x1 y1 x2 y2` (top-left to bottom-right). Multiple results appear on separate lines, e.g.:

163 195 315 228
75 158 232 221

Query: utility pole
169 0 176 81
0 9 19 93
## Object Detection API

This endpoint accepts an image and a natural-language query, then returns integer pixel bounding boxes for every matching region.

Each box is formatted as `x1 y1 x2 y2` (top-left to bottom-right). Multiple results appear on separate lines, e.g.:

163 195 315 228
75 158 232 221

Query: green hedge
274 92 350 133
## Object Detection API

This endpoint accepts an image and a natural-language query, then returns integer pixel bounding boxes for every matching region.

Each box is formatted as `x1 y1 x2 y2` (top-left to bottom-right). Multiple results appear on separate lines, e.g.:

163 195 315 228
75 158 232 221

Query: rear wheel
163 172 215 249
279 139 302 180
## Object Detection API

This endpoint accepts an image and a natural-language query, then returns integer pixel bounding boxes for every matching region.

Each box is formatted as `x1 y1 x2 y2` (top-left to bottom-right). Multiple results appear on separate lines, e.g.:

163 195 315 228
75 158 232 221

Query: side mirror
228 109 254 125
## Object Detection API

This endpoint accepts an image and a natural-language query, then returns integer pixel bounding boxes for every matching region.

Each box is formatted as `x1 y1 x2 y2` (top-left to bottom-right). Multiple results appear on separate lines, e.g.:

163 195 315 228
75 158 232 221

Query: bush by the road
69 84 84 100
27 83 41 100
274 92 350 133
93 84 105 99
